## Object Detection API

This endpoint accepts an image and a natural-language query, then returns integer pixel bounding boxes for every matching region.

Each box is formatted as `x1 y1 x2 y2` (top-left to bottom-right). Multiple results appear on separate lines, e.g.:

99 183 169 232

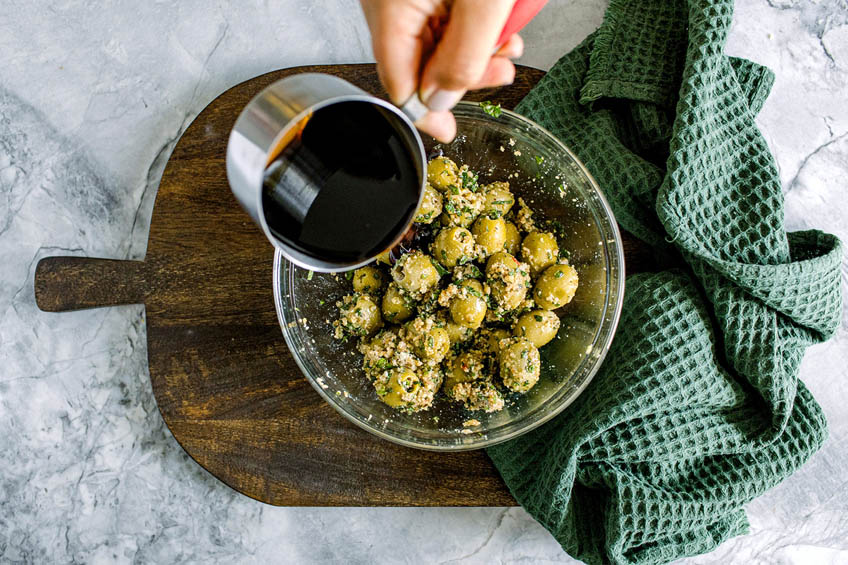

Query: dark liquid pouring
261 101 421 264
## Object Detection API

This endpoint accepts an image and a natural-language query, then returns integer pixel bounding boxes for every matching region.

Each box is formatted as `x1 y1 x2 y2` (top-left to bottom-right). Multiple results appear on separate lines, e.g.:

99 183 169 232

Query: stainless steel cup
226 73 429 272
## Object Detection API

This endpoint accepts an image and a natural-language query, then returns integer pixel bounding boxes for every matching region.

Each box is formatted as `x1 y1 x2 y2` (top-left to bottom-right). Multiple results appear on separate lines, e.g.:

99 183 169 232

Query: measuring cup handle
398 94 430 124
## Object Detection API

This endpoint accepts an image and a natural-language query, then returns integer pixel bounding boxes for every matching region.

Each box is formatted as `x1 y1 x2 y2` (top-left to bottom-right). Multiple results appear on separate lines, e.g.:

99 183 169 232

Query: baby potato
352 266 385 295
503 221 522 255
432 226 476 268
449 279 487 328
427 157 460 192
499 337 541 392
513 310 561 347
482 181 515 218
414 182 443 224
392 251 441 298
471 216 507 257
338 293 383 338
521 232 559 276
382 282 413 323
534 263 579 310
380 369 421 408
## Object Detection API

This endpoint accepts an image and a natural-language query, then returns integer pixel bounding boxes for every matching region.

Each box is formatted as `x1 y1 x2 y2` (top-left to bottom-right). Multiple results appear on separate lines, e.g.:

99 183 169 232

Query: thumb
419 0 516 110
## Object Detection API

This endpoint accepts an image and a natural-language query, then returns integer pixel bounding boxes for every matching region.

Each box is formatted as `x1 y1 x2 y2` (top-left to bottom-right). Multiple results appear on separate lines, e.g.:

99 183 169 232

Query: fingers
361 0 431 104
414 110 457 143
494 33 524 59
471 56 516 89
419 0 516 110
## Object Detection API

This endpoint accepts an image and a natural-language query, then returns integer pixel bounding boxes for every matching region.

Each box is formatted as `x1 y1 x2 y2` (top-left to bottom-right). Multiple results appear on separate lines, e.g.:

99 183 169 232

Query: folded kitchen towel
487 0 844 563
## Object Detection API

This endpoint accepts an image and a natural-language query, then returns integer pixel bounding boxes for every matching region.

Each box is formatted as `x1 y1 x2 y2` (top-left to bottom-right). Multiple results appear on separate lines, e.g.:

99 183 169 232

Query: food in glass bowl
275 101 623 450
332 156 580 414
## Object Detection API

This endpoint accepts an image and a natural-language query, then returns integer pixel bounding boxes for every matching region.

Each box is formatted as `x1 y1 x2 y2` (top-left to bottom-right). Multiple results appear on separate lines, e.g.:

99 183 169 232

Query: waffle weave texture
487 0 843 563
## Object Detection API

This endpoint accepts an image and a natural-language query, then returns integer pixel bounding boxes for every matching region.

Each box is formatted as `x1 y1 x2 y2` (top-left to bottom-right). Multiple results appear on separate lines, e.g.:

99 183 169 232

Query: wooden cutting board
34 64 653 506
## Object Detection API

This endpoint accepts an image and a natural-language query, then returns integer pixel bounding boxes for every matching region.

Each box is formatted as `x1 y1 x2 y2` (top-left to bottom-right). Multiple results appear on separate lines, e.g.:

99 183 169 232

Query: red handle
496 0 549 48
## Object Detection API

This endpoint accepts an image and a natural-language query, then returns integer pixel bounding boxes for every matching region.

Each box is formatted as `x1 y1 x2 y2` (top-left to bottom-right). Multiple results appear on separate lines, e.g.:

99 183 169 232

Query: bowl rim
272 101 626 451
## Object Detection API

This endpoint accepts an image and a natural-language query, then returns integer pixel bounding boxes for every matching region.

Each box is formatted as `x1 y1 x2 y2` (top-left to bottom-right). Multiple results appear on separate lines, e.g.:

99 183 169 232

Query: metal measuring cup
226 73 429 272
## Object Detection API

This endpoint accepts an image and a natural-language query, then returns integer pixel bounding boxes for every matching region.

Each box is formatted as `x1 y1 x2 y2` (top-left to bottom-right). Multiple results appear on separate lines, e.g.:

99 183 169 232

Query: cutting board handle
34 256 147 312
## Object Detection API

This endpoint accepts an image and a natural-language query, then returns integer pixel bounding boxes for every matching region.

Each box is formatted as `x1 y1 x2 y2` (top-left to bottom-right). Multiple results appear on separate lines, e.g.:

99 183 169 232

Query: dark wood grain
34 64 654 506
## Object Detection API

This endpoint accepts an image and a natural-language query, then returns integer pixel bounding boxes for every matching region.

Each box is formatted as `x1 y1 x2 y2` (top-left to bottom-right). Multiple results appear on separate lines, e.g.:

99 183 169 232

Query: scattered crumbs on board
513 150 522 157
463 419 481 428
316 377 329 389
508 138 516 146
499 145 505 152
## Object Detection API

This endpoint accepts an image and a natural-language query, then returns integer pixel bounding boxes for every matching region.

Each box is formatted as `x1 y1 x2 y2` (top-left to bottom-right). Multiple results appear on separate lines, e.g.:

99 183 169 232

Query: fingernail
422 89 464 112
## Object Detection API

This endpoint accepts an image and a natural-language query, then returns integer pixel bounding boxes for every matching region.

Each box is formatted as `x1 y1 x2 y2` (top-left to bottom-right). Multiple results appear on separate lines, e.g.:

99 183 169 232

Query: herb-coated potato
499 337 541 392
503 221 522 255
427 157 460 192
449 279 487 328
381 282 413 323
521 232 559 276
392 251 441 297
414 182 443 224
471 216 507 257
352 266 385 295
513 310 560 347
534 263 579 310
339 294 383 338
432 226 476 268
482 181 515 218
380 369 420 407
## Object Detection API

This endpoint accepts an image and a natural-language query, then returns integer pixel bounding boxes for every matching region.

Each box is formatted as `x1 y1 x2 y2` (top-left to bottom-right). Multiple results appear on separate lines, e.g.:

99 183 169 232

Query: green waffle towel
487 0 844 563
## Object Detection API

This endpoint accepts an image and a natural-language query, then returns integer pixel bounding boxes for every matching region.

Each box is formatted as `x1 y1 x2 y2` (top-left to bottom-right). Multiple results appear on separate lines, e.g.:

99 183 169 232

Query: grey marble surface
1 0 846 563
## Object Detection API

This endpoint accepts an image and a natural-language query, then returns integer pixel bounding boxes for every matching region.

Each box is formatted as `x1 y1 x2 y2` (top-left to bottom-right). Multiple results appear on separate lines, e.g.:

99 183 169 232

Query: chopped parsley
534 314 544 322
555 270 564 278
461 170 479 192
449 184 460 195
344 271 354 281
479 100 502 118
430 257 449 276
466 286 483 298
306 270 314 281
534 155 545 165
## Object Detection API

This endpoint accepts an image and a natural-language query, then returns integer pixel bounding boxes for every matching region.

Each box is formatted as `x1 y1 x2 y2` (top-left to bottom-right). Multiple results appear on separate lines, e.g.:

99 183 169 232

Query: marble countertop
1 0 846 563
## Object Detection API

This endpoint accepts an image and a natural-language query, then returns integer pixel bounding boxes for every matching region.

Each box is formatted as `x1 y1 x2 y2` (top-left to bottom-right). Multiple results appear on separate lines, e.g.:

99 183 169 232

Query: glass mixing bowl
273 101 624 450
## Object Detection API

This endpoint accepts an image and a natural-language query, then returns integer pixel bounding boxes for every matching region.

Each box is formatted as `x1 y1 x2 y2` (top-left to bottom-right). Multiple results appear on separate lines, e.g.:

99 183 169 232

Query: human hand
360 0 524 142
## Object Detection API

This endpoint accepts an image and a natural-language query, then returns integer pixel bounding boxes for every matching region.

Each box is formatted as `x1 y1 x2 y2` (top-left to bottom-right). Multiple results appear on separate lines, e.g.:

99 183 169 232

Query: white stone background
1 0 846 563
